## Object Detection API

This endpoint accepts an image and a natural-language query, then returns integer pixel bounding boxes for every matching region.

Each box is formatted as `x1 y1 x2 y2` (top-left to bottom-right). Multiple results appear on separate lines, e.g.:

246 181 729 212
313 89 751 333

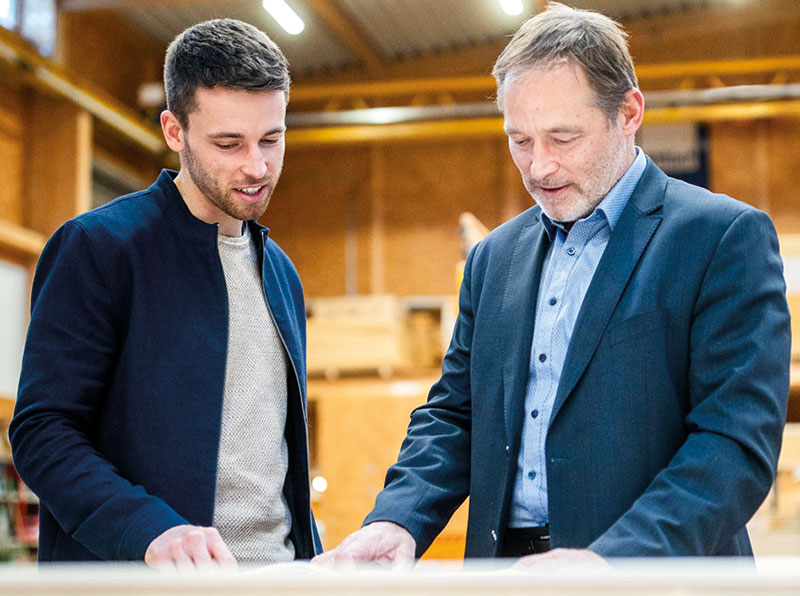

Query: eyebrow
207 126 286 139
504 125 583 135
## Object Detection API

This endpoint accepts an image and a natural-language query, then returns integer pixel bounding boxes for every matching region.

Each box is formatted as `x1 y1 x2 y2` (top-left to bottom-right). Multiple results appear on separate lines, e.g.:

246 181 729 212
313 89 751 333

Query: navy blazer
11 171 319 561
366 158 790 557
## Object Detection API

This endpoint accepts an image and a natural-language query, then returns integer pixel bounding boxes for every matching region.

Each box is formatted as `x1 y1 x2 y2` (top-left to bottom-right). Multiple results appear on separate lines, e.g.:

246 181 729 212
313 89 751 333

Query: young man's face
502 62 642 224
162 86 287 235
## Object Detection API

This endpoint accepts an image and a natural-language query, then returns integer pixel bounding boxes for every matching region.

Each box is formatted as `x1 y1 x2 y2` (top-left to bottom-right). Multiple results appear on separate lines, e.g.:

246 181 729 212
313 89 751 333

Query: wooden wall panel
709 120 800 235
380 139 516 296
264 146 371 297
709 121 767 211
0 84 25 227
764 120 800 235
268 139 530 298
627 0 800 65
308 376 468 557
57 11 164 111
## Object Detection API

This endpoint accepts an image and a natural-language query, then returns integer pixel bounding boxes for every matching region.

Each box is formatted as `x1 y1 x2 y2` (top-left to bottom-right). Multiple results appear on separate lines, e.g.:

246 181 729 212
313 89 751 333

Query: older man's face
502 63 641 224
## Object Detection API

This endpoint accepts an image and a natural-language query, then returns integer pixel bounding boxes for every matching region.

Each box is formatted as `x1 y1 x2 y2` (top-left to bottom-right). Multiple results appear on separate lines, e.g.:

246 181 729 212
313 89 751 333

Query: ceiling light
498 0 524 16
0 0 13 24
262 0 305 35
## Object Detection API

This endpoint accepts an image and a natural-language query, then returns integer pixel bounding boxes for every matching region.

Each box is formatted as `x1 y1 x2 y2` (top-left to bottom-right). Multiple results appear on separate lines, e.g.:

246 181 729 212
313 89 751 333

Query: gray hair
164 18 290 128
492 2 637 122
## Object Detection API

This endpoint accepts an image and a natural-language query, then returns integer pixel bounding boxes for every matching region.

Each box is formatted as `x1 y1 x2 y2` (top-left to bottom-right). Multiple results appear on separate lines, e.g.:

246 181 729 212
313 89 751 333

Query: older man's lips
539 184 570 198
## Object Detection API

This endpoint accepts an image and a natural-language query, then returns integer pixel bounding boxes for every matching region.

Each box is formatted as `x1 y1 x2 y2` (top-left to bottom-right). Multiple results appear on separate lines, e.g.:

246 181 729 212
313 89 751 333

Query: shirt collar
540 147 647 240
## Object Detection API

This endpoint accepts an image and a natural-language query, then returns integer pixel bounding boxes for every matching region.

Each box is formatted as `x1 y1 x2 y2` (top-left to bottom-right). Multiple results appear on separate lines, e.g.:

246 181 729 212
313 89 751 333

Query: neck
173 172 243 236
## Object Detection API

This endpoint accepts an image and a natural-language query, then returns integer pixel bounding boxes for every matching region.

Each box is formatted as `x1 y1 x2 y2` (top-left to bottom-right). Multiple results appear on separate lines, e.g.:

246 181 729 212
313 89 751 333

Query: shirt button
549 297 557 306
528 471 537 480
531 409 539 419
538 353 547 362
566 247 576 256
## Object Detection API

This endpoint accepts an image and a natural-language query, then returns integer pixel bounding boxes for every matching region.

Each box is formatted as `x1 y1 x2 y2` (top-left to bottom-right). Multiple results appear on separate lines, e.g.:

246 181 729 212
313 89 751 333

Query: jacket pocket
606 310 670 347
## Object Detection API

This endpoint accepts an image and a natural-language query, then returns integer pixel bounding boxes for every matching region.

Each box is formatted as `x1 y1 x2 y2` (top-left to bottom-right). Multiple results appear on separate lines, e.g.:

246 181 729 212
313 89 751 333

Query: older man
315 3 790 566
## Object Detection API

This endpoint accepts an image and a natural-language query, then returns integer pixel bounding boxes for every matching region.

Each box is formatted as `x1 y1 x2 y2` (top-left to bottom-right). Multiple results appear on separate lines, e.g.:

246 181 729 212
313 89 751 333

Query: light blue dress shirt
508 148 647 528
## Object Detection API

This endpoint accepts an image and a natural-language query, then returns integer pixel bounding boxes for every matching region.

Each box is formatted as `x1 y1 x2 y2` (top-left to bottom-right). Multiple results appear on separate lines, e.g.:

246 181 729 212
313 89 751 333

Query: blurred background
1 0 800 562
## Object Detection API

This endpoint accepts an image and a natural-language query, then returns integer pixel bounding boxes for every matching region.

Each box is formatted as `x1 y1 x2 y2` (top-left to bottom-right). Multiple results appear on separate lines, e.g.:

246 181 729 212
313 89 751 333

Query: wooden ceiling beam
290 55 800 104
304 0 383 75
0 26 165 154
58 0 202 11
285 99 800 146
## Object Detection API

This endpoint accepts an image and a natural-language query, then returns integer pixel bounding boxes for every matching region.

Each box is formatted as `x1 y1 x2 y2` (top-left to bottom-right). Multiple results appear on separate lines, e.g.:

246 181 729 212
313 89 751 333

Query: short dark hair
164 18 290 127
493 2 637 123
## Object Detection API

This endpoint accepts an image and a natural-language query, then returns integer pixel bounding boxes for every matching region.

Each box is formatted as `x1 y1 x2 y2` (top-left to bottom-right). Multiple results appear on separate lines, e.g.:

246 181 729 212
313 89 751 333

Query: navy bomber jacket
11 170 319 561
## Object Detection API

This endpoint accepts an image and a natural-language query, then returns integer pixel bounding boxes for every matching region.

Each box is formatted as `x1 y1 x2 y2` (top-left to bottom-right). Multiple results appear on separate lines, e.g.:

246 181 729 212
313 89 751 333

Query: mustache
232 176 275 188
524 176 568 189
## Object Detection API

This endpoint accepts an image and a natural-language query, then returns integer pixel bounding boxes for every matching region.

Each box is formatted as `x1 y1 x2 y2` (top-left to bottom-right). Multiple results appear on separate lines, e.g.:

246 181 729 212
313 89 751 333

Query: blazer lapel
549 160 667 424
501 210 550 446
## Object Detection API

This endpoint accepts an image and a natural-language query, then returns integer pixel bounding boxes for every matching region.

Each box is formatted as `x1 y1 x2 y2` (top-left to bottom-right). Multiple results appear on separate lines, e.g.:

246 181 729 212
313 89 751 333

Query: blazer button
491 530 497 541
505 445 510 454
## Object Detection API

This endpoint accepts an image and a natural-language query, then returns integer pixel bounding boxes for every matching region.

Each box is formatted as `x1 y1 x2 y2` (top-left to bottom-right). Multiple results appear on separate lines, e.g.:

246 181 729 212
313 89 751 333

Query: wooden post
23 94 93 236
369 144 386 294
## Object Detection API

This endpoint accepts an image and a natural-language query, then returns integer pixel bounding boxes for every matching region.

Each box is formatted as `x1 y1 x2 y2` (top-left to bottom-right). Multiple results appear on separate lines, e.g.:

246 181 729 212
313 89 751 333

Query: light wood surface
0 559 798 595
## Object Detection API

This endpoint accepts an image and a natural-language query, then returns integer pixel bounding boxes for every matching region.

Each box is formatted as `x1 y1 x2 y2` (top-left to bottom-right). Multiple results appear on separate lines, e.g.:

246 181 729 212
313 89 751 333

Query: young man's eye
216 143 235 150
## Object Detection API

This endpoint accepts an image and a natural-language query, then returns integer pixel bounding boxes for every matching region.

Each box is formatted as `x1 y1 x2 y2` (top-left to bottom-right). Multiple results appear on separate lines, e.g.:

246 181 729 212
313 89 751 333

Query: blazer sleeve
363 247 478 556
10 221 188 561
589 208 790 556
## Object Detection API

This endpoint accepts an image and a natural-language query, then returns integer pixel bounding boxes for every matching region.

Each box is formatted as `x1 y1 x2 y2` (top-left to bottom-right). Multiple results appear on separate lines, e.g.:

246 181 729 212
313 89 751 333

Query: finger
511 552 549 571
204 528 238 570
310 551 336 567
168 541 195 573
146 552 177 571
146 543 182 571
184 530 214 569
391 540 415 565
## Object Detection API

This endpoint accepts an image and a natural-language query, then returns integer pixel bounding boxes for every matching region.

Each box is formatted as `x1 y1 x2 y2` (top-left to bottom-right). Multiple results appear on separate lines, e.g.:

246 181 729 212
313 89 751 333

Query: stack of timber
306 294 444 378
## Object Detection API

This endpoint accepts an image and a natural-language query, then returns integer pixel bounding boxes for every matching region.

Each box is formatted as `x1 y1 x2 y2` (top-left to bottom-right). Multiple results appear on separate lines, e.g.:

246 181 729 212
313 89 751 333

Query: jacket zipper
258 229 316 556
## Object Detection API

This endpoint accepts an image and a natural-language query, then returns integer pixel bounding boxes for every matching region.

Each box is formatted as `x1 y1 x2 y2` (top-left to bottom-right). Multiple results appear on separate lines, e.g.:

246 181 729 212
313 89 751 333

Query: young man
315 3 790 568
11 18 319 568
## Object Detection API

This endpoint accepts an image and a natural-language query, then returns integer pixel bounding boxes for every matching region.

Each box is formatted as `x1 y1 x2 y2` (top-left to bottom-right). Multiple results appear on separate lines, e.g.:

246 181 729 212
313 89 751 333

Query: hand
511 548 609 574
311 521 415 568
144 525 237 571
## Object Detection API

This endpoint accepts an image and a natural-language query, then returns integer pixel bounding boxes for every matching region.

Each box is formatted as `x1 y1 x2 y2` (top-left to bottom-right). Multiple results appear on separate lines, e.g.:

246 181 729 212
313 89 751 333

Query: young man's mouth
233 184 268 203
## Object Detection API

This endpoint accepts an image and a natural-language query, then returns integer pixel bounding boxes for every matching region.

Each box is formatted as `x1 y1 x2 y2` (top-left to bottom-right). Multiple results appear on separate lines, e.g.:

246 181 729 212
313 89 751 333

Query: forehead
501 63 602 127
187 86 287 132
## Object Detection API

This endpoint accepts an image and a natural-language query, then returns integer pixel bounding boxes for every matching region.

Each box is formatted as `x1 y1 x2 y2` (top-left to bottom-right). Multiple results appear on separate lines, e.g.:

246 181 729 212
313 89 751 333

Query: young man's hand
144 525 237 571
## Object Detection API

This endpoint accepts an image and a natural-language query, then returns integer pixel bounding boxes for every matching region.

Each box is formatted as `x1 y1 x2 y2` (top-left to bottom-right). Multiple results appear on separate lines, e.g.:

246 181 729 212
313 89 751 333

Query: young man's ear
619 88 645 137
160 110 185 153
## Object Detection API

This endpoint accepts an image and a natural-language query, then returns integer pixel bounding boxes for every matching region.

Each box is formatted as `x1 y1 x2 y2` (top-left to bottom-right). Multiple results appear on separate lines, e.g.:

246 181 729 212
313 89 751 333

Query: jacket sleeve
589 208 790 556
363 247 477 556
10 221 188 561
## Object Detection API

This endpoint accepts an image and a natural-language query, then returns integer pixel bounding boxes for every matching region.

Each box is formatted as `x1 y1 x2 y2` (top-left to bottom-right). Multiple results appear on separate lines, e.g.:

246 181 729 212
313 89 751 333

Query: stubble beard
183 140 277 223
526 134 630 225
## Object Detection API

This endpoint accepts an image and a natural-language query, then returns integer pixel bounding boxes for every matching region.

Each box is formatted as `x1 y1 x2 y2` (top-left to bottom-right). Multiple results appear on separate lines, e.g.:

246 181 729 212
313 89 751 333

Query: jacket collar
151 169 271 245
548 157 666 424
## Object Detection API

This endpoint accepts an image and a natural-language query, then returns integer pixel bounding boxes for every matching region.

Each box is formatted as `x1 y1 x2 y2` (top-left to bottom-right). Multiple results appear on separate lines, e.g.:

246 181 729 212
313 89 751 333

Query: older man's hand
512 548 610 573
312 521 415 568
